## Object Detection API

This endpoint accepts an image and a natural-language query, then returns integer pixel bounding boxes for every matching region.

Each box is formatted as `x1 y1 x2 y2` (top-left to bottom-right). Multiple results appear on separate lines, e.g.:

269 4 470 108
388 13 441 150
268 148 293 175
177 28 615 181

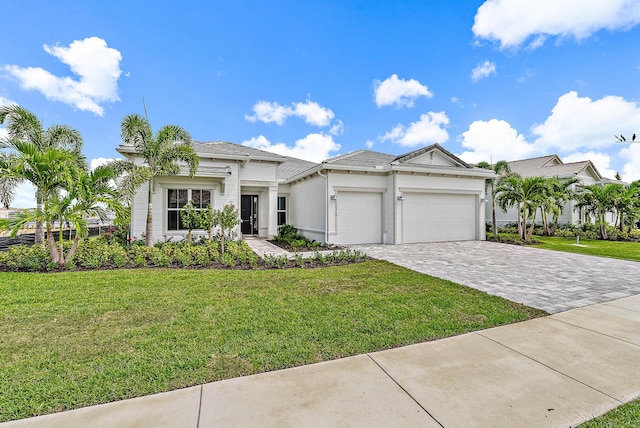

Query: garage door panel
403 193 475 243
336 192 382 244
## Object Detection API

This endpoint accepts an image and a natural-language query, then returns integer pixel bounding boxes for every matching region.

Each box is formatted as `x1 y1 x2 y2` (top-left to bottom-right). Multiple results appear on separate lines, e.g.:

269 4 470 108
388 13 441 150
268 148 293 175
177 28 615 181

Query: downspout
317 170 328 243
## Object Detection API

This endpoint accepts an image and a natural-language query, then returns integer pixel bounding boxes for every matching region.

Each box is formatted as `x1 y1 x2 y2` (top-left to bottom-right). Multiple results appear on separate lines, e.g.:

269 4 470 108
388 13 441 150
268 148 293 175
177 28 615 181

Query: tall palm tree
540 176 581 236
0 152 19 208
4 142 77 259
477 160 511 235
111 114 199 246
574 183 622 239
496 175 548 241
0 105 83 244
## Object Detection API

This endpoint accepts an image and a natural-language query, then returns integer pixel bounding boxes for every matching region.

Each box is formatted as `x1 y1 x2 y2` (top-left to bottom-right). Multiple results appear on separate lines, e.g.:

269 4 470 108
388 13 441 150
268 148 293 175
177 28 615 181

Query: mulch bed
267 240 345 252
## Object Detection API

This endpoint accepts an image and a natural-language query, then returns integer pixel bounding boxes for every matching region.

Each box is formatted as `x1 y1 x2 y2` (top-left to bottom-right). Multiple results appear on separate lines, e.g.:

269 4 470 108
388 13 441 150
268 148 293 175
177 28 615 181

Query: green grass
0 260 545 422
580 399 640 427
490 233 640 262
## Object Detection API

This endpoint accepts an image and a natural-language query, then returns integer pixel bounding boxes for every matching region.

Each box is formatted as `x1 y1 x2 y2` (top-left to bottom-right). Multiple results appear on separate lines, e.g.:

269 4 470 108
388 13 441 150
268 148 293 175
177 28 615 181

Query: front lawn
489 234 640 262
0 261 545 422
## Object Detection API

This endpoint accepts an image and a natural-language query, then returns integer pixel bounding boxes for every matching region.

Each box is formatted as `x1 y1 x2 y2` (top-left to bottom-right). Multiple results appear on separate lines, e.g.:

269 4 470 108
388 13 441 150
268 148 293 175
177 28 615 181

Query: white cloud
328 119 345 136
473 0 640 49
90 157 116 171
3 37 122 115
380 112 449 147
471 60 497 82
245 99 335 127
531 91 640 152
563 151 617 179
459 119 536 164
10 182 36 208
364 139 375 149
242 133 340 163
620 143 640 182
244 101 291 125
373 74 433 108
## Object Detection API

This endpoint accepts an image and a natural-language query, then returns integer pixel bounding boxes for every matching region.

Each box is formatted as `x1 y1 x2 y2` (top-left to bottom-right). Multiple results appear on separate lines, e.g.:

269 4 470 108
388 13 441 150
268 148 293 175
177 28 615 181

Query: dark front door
240 195 258 235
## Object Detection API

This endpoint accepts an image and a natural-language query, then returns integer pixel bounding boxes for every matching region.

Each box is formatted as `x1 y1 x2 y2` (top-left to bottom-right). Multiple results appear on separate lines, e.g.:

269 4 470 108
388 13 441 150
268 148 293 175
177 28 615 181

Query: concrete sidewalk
3 294 639 428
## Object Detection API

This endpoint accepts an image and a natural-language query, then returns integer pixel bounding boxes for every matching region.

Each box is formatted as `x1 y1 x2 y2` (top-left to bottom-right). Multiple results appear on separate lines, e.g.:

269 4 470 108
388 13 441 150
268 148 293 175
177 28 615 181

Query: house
117 141 494 245
488 154 619 227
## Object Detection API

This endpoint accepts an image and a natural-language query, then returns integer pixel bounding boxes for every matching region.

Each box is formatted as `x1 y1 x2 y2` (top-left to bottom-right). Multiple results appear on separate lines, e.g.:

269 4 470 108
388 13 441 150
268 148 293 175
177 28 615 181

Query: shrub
0 245 53 271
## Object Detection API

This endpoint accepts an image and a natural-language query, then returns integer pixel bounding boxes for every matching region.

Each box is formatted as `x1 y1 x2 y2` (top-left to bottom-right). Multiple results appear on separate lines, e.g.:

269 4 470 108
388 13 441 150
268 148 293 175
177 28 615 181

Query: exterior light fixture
397 194 405 201
330 194 338 200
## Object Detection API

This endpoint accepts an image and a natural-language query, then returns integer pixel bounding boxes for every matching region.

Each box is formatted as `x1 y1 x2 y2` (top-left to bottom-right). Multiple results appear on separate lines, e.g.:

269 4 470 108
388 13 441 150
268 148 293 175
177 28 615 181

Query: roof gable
393 144 470 168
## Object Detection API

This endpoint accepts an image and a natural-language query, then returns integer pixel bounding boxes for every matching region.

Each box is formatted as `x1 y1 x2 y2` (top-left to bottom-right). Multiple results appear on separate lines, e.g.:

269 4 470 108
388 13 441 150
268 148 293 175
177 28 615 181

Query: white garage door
336 191 382 244
402 193 476 243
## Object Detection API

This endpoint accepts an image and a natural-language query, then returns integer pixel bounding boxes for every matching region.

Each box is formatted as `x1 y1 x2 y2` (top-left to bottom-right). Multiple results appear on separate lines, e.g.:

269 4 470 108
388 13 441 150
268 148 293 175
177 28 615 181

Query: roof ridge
323 149 366 163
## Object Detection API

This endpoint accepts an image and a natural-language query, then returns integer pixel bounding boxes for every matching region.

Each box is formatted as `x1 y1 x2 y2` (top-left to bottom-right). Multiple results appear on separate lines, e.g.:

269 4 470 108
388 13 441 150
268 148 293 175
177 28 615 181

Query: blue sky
2 0 640 207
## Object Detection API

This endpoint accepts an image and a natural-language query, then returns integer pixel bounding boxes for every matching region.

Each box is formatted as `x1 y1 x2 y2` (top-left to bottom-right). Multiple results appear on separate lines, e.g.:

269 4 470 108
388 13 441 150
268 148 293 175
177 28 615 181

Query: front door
240 195 258 235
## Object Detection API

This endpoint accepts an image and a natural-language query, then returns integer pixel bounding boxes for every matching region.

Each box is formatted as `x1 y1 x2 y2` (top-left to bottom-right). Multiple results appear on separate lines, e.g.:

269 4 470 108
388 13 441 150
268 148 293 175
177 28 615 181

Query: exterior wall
288 174 326 242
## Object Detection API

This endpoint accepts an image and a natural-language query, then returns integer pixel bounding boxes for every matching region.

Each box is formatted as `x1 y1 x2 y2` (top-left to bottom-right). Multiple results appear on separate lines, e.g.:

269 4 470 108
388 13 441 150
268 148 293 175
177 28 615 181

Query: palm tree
4 142 78 260
477 160 511 235
540 176 581 236
496 175 548 240
574 184 622 239
0 152 19 208
111 114 199 246
0 105 83 244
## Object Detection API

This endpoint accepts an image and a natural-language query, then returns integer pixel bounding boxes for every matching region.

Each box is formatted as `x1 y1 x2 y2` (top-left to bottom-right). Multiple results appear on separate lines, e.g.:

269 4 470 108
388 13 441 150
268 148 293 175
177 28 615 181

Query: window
167 188 211 231
277 196 287 226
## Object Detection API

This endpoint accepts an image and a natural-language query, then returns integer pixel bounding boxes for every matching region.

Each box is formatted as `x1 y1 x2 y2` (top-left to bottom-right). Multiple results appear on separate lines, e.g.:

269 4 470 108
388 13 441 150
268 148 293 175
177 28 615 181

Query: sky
2 0 640 207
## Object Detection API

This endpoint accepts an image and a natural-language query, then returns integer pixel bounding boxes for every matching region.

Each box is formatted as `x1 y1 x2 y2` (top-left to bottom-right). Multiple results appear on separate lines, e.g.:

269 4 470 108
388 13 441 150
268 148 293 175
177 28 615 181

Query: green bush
0 245 54 271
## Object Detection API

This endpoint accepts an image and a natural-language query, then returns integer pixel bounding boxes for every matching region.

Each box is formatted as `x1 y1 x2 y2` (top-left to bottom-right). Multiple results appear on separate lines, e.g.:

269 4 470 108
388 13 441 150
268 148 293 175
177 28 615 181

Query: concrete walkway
355 241 640 313
3 294 639 427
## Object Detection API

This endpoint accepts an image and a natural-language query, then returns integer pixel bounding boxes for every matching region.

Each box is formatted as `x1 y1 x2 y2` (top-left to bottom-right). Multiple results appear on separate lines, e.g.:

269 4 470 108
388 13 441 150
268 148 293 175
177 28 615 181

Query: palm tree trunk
145 179 154 247
35 200 45 245
64 236 81 267
491 200 498 235
46 222 61 265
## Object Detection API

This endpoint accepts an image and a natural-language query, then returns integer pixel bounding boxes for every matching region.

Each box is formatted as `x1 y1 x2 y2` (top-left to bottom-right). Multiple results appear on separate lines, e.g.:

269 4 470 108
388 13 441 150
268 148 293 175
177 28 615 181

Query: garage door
336 191 382 244
402 193 476 243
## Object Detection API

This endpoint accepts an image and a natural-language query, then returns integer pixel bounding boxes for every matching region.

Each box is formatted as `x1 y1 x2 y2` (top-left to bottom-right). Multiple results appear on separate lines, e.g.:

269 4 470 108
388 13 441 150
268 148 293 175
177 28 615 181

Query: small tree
213 203 240 253
180 201 204 244
200 205 215 241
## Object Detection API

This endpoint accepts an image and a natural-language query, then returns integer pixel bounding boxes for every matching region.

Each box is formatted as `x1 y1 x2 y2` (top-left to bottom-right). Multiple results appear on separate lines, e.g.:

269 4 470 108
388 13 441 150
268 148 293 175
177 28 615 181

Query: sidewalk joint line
548 317 640 348
601 302 640 314
366 353 445 428
475 332 623 404
196 385 203 428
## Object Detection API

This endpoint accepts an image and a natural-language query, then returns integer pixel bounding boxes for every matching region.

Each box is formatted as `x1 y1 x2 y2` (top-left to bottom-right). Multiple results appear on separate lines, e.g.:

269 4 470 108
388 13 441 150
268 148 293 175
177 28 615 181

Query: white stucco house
488 154 620 227
117 141 494 245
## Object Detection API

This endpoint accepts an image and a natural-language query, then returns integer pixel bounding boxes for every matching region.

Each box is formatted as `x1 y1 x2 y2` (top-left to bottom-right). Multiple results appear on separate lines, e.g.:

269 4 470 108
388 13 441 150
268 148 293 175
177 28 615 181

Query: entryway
241 195 259 235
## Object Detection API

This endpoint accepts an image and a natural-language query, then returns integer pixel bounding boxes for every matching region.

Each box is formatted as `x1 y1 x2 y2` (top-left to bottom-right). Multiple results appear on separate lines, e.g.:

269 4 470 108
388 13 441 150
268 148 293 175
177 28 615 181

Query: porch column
267 185 278 239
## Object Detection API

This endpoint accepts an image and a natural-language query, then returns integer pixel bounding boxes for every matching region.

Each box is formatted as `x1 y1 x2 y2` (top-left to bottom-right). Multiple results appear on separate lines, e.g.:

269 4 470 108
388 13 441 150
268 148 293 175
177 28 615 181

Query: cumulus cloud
9 182 36 208
620 143 640 181
373 74 433 108
242 133 340 163
90 157 116 171
473 0 640 49
328 120 345 136
3 37 122 116
380 112 449 147
458 119 537 164
245 99 335 127
531 91 640 151
471 60 497 82
563 151 617 179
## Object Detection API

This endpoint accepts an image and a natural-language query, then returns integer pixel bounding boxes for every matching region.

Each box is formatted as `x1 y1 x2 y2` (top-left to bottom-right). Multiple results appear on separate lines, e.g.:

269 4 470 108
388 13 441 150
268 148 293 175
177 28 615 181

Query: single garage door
336 191 382 244
402 193 476 243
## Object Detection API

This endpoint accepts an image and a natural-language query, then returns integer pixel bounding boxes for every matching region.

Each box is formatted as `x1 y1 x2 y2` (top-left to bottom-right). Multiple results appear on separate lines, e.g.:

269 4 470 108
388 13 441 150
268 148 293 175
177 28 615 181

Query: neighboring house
118 141 493 245
488 154 619 227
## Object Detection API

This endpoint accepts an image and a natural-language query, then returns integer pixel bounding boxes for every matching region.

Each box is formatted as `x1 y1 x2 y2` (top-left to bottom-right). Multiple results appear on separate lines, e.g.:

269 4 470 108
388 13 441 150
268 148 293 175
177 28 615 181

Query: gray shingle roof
193 141 286 161
393 143 471 168
278 156 319 180
507 155 602 180
323 150 396 167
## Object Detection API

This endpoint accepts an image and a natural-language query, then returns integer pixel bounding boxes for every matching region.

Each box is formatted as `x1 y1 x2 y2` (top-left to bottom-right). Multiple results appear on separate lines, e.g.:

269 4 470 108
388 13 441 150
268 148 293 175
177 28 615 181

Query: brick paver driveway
354 241 640 313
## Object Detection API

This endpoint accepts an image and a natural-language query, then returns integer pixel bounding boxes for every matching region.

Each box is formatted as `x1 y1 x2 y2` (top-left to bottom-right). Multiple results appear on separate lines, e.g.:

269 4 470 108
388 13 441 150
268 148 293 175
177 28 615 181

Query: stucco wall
288 174 326 242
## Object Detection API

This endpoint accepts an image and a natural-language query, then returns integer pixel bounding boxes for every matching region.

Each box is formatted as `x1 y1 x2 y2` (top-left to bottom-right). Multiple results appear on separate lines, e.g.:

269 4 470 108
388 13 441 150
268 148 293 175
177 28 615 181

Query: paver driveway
354 241 640 313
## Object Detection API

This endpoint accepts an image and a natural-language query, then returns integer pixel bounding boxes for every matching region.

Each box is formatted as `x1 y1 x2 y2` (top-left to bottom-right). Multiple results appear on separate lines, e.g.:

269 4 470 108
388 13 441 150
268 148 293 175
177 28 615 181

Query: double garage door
402 192 476 243
336 191 477 244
